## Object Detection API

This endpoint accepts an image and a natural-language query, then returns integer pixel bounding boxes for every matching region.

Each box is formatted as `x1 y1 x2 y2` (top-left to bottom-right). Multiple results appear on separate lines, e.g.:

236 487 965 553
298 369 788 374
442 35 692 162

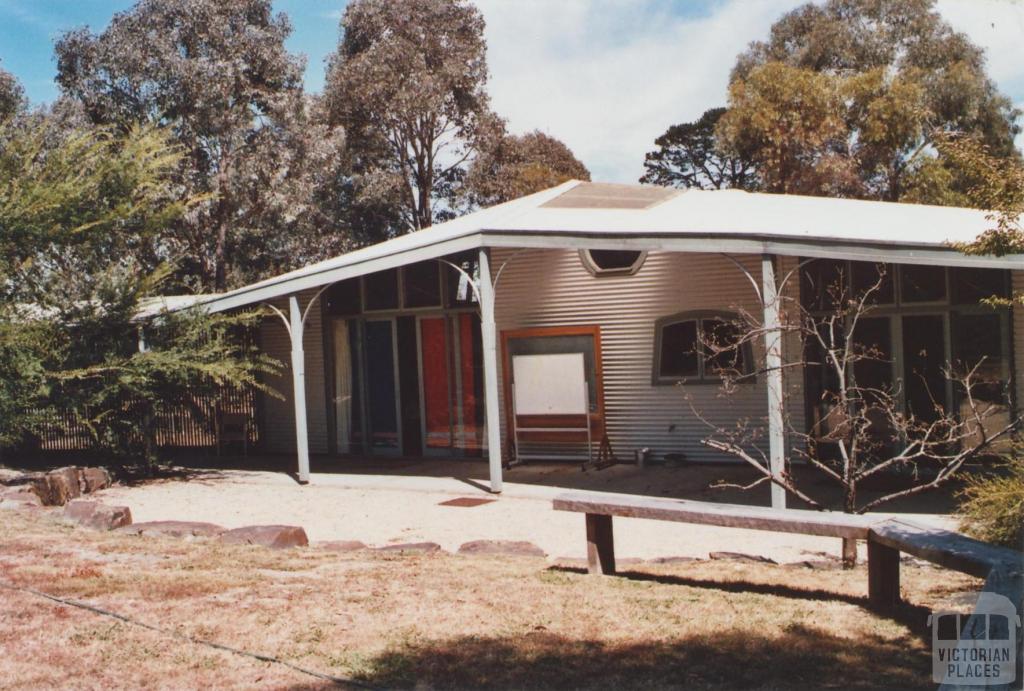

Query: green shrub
957 457 1024 550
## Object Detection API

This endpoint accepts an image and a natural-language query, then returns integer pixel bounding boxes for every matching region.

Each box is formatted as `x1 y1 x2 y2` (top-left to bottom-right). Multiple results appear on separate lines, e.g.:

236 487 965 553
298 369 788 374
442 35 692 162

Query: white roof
184 180 1022 313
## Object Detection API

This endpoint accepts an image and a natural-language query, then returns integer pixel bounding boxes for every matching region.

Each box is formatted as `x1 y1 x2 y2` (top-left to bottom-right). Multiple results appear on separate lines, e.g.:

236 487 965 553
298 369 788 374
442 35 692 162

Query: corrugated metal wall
493 249 777 463
256 260 1021 464
258 289 329 455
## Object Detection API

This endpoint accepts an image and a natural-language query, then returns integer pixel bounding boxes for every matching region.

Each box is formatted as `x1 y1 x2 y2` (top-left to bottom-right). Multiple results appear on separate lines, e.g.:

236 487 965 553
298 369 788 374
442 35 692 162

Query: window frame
579 249 648 276
798 259 1014 428
652 310 754 386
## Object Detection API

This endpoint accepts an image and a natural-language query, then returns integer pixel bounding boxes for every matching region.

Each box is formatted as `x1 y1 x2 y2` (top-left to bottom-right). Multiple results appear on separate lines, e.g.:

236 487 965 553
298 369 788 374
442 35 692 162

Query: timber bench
553 491 1024 615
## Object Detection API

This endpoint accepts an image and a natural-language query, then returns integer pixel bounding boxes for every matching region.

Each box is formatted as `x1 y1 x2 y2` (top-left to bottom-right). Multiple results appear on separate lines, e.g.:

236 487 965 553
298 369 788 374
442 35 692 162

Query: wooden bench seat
552 490 1023 616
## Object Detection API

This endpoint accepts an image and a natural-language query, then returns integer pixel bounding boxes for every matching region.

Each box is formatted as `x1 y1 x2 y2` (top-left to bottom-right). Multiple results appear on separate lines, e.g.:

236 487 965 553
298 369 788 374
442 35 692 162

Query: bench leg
867 540 900 612
842 537 857 568
585 513 615 575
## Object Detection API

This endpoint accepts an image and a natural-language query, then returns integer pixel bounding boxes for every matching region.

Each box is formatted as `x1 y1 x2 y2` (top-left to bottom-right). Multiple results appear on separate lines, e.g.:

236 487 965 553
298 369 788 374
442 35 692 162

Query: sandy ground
94 469 956 563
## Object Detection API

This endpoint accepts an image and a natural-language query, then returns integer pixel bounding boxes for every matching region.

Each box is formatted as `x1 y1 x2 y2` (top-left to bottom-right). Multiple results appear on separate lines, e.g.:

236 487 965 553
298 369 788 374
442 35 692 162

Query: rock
708 551 777 565
219 525 308 549
42 467 81 506
783 559 842 571
457 540 546 558
0 486 42 505
117 520 224 538
648 556 701 564
551 557 589 569
79 467 112 494
375 542 442 554
317 540 369 552
63 500 132 530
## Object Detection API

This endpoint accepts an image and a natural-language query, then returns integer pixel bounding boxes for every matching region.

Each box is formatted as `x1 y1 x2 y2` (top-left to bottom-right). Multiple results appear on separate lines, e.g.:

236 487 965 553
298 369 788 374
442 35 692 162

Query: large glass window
402 261 441 308
323 279 362 316
653 312 750 384
799 259 1012 435
364 268 400 311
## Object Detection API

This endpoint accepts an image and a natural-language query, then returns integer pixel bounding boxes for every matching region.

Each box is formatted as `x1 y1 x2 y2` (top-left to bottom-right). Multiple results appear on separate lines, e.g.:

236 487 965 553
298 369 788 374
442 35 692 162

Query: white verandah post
289 295 311 484
761 254 786 509
477 248 504 494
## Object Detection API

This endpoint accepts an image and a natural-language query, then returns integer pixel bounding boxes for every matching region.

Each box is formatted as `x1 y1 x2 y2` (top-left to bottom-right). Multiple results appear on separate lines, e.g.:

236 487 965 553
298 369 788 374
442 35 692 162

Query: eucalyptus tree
324 0 502 232
55 0 346 291
0 64 24 122
467 130 590 207
722 0 1021 203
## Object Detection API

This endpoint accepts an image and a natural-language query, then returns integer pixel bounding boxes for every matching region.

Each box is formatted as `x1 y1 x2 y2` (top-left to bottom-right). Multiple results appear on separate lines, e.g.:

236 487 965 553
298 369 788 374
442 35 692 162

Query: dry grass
0 508 981 690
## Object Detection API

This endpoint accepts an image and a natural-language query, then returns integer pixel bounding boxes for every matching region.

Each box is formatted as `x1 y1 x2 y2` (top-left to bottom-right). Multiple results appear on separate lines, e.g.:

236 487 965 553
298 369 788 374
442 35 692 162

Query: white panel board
512 353 587 416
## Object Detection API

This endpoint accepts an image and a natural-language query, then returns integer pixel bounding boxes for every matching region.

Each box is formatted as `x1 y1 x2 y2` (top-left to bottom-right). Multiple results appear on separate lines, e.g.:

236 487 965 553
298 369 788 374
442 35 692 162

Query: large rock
0 485 43 511
78 467 112 494
708 551 777 565
375 542 442 554
219 525 308 549
42 467 81 506
0 485 42 505
457 540 546 558
117 520 225 538
63 500 132 530
317 540 369 552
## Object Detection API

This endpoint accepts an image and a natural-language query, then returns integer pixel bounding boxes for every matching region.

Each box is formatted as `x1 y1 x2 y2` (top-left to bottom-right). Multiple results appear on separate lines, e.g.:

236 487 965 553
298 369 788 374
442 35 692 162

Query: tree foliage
55 0 347 291
0 118 279 465
645 0 1021 205
324 0 502 232
640 107 758 190
468 130 590 207
717 63 856 196
723 0 1021 202
941 134 1024 263
957 454 1024 549
0 63 25 123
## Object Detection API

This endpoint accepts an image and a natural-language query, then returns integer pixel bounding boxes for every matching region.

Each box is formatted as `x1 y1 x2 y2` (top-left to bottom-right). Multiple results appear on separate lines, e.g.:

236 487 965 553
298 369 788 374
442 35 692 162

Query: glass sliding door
455 312 485 454
364 319 401 453
332 319 364 454
419 316 453 452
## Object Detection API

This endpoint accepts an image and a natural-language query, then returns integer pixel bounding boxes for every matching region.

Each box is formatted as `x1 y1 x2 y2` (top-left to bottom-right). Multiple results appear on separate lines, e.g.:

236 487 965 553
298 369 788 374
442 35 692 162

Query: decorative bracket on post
263 284 331 485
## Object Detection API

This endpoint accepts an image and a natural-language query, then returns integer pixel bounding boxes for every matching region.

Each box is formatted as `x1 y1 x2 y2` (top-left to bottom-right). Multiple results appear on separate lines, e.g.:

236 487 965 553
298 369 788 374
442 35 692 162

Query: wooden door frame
499 325 607 446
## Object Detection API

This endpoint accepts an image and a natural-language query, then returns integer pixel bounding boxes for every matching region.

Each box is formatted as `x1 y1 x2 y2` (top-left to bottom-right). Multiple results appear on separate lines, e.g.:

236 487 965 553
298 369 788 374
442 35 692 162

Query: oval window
580 249 646 276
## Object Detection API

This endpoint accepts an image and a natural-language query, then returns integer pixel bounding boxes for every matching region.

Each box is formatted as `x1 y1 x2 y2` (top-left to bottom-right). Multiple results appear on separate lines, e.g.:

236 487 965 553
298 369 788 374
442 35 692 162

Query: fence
32 387 261 452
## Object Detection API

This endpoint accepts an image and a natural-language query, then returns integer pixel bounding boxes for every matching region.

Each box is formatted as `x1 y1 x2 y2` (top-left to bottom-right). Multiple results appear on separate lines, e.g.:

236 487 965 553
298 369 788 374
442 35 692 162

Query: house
183 181 1024 505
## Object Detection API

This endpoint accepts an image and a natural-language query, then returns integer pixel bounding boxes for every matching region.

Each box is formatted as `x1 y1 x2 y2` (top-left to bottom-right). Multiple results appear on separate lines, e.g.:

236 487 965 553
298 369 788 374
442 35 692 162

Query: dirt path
94 469 955 563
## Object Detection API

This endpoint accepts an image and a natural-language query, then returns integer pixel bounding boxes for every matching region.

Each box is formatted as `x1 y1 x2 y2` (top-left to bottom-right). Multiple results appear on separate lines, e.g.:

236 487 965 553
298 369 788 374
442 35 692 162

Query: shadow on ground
289 626 931 690
5 449 966 513
177 451 964 514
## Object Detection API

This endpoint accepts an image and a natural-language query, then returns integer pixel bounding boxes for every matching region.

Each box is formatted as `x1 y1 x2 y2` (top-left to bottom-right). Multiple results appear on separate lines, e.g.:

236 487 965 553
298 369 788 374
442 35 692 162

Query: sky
1 0 1022 184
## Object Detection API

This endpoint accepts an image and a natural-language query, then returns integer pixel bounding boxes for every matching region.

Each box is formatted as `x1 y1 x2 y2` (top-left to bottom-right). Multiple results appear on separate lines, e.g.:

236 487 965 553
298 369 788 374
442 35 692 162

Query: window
653 312 750 384
580 249 646 276
402 261 441 308
900 264 946 303
364 268 399 311
444 251 479 307
799 258 1012 435
323 279 362 316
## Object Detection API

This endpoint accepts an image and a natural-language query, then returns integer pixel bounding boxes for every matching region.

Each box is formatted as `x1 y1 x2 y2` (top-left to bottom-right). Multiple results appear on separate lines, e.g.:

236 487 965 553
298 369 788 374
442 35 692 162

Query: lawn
0 507 980 690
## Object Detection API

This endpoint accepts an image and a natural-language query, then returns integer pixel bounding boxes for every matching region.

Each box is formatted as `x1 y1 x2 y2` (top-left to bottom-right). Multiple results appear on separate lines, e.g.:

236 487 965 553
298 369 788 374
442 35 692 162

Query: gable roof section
187 181 1021 313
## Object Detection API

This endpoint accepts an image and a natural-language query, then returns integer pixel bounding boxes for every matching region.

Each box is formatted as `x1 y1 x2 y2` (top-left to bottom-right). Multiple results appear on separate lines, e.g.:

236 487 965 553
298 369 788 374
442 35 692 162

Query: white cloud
935 0 1024 151
475 0 803 183
476 0 1024 184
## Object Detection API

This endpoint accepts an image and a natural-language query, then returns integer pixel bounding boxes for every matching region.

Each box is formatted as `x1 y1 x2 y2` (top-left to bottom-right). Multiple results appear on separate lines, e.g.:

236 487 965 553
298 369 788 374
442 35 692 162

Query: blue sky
1 0 1022 183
